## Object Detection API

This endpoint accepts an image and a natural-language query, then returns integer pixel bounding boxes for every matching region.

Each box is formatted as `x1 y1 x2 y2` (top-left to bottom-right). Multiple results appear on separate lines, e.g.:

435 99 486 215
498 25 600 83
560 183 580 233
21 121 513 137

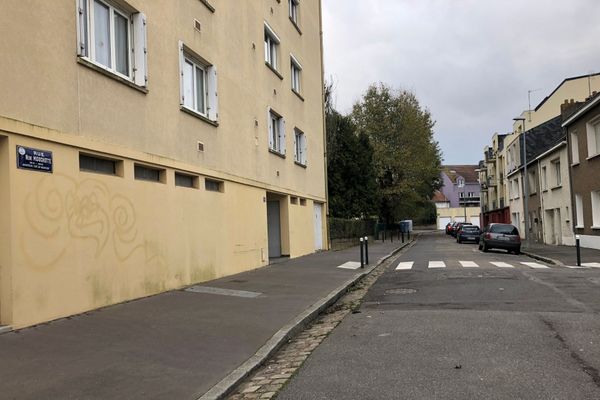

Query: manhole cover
385 288 417 295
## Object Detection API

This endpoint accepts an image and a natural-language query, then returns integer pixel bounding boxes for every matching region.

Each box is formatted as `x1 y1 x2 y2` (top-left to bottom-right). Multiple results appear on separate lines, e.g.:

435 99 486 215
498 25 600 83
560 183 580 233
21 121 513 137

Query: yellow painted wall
5 133 272 328
0 1 328 328
0 136 11 324
0 1 326 202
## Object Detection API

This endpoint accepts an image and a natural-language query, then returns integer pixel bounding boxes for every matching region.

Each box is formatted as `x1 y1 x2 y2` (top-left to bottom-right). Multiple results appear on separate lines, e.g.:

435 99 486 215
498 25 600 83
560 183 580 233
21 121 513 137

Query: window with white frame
575 193 584 228
586 120 600 158
571 131 580 164
528 170 536 193
294 129 307 165
264 23 280 70
179 42 218 121
268 108 286 155
290 55 302 94
289 0 299 25
552 159 561 186
541 166 547 190
77 0 147 86
592 190 600 227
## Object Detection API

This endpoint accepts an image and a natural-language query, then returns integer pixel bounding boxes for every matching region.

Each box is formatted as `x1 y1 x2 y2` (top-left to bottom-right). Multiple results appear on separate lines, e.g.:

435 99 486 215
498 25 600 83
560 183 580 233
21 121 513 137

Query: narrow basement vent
194 19 202 32
198 141 204 152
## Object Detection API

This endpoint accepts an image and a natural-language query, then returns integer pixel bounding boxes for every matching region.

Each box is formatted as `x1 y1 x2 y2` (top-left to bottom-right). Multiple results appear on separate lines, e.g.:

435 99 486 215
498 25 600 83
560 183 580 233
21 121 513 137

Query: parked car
451 222 472 237
457 225 481 243
445 222 452 235
478 223 521 254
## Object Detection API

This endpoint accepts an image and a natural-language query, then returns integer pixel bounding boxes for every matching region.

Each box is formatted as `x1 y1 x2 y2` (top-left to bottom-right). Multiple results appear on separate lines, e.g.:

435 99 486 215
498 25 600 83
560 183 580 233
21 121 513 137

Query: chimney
561 98 582 121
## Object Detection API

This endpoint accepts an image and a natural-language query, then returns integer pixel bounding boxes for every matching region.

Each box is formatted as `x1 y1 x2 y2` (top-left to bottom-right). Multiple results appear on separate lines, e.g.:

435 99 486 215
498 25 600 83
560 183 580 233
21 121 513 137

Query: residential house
480 133 512 226
563 93 600 250
435 165 481 229
491 73 600 241
0 1 328 329
505 116 573 244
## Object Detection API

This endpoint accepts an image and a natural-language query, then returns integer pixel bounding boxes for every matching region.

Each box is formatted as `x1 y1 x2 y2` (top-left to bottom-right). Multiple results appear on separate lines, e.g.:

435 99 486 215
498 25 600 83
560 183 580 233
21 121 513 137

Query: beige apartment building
0 0 328 329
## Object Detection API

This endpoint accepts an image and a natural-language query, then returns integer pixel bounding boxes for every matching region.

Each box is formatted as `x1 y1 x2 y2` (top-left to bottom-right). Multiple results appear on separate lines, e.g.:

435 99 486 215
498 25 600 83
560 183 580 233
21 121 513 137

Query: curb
0 326 11 335
197 239 414 400
522 250 565 266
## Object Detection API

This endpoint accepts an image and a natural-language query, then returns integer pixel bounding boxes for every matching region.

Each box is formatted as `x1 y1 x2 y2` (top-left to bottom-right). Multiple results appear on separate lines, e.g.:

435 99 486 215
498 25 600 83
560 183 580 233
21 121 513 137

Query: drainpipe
318 0 331 249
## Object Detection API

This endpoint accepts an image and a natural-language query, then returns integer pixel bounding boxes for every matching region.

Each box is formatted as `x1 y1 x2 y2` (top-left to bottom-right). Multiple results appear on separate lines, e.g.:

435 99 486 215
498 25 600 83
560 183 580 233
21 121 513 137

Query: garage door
470 215 480 228
438 216 451 230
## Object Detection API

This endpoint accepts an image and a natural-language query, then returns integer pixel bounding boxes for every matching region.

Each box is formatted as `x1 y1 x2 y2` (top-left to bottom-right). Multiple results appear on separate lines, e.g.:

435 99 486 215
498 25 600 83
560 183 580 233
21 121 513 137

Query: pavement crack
522 271 593 313
541 318 600 389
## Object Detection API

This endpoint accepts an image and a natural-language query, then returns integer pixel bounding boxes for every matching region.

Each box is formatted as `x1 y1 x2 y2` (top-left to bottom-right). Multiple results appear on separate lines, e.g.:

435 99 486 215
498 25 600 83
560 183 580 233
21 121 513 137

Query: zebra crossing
392 260 575 270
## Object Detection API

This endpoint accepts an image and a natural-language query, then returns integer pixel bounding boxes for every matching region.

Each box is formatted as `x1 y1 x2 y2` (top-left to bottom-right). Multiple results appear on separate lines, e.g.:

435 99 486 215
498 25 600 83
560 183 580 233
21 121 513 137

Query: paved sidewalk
523 242 600 266
0 239 409 400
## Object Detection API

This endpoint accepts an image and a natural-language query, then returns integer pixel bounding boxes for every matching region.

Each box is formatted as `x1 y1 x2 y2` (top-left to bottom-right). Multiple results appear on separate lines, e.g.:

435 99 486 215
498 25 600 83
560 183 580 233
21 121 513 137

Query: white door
314 203 323 250
438 216 451 230
470 215 480 228
454 216 465 223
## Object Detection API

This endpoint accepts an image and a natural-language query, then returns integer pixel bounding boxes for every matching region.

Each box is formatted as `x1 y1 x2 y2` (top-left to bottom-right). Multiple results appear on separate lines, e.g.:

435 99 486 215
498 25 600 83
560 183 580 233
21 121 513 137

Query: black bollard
364 236 369 265
576 235 581 267
391 229 393 243
360 237 364 268
408 231 411 240
402 231 405 243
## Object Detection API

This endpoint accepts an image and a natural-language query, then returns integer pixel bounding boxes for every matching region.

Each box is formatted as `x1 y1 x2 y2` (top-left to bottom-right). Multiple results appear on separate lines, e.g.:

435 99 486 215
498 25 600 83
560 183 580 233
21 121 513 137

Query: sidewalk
0 239 410 400
522 242 600 266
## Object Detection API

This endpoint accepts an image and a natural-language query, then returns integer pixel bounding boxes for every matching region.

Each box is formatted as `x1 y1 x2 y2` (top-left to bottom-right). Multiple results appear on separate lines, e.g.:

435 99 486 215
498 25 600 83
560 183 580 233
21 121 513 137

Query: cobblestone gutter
226 240 416 400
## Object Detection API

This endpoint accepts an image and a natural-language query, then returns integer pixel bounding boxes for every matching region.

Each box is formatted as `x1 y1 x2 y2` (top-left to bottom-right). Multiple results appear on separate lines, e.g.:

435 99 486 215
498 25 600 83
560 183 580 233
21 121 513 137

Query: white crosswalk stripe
337 261 361 270
582 262 600 268
520 262 550 269
489 262 514 268
390 260 596 270
395 261 414 270
459 261 479 268
428 261 446 268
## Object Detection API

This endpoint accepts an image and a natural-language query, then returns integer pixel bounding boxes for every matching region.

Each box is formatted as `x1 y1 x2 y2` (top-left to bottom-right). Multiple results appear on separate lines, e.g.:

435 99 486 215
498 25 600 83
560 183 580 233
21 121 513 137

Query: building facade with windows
435 165 481 229
564 94 600 250
0 0 328 329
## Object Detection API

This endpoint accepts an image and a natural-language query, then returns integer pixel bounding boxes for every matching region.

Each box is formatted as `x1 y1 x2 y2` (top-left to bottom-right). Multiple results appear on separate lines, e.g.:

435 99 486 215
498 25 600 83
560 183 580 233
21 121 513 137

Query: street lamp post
458 179 466 223
514 117 529 248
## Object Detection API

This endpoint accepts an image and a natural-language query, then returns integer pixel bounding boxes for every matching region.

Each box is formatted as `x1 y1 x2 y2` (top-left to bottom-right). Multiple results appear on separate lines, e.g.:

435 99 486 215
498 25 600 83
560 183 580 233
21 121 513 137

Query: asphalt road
278 232 600 400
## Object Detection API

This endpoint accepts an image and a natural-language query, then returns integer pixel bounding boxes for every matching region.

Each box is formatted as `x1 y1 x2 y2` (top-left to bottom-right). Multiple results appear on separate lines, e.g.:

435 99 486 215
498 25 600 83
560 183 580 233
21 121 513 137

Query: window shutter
267 108 273 149
178 41 185 105
302 134 307 165
293 132 298 161
132 13 148 87
207 66 218 121
76 0 87 56
281 119 286 155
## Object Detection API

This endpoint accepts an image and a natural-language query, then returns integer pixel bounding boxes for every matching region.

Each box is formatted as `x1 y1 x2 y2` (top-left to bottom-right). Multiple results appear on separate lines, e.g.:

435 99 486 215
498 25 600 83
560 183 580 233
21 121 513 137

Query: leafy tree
325 82 379 219
351 83 442 223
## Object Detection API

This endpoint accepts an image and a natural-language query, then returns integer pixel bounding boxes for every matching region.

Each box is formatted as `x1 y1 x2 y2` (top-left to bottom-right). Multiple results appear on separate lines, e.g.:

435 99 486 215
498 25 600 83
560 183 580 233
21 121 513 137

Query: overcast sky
321 0 600 165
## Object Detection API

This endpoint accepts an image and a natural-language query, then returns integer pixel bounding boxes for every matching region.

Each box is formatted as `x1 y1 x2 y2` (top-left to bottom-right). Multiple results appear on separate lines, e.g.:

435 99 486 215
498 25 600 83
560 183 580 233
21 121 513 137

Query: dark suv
451 222 472 237
457 225 481 244
478 223 521 254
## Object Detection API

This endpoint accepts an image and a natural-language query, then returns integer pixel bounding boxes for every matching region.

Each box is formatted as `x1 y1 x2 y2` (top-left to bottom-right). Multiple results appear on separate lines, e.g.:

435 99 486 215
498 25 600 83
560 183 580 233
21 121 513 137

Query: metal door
267 200 281 258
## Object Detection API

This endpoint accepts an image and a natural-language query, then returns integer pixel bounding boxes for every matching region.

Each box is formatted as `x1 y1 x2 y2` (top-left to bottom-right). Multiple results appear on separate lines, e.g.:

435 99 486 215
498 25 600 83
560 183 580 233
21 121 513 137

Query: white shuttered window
179 42 218 122
77 0 147 86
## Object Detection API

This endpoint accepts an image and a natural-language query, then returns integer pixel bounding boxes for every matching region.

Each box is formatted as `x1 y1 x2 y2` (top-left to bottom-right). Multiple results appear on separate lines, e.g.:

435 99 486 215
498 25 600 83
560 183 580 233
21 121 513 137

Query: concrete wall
0 1 326 200
0 0 328 328
0 135 11 324
437 207 481 227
